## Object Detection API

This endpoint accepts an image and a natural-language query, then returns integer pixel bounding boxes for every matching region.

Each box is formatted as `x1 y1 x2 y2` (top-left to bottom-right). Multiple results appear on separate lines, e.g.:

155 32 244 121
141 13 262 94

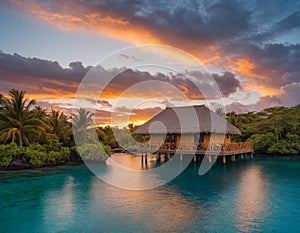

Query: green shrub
248 133 277 153
60 146 70 159
0 143 25 167
268 133 300 155
24 144 48 165
23 143 71 165
48 151 61 161
268 141 294 154
43 138 61 152
77 143 110 161
0 146 13 166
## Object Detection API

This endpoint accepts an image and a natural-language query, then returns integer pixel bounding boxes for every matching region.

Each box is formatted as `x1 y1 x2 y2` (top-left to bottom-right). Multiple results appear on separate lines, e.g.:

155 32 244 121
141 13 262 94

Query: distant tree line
1 89 299 168
224 105 300 155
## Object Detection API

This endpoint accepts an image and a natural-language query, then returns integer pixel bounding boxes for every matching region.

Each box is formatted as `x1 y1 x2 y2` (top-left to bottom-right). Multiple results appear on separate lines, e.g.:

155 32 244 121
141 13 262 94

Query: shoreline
1 153 300 171
0 156 83 171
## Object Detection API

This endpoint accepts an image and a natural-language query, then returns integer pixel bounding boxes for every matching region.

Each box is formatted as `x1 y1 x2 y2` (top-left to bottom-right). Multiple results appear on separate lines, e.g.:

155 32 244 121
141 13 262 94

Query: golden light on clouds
194 46 221 66
234 58 263 80
8 0 228 69
5 0 289 113
244 82 283 97
9 0 279 93
9 0 161 44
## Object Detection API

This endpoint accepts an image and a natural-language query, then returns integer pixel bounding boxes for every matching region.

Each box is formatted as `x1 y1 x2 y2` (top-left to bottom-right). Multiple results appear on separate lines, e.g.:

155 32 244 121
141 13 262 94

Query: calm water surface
1 155 300 233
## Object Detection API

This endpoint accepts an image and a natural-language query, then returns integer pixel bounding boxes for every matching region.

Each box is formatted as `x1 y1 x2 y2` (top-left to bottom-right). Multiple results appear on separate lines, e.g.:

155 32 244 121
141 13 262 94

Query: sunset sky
0 0 300 125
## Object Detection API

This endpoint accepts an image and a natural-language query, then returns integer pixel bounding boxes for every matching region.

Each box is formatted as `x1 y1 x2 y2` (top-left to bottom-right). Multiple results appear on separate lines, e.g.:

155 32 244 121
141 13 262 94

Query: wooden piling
231 155 236 162
208 155 212 163
223 156 226 164
167 153 171 160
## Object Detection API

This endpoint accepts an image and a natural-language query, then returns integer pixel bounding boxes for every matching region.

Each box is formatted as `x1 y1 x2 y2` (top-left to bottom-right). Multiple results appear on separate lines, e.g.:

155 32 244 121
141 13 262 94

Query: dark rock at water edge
9 158 31 169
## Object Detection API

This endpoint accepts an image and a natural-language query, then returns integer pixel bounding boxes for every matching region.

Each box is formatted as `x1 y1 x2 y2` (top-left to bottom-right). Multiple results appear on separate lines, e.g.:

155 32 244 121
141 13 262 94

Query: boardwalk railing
138 142 253 154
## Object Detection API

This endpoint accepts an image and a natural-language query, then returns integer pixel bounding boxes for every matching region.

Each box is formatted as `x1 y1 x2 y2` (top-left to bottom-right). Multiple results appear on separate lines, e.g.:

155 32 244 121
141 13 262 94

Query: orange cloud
9 0 160 44
94 106 163 126
194 46 221 66
234 58 263 79
242 81 283 97
12 92 76 101
6 0 289 103
8 0 223 67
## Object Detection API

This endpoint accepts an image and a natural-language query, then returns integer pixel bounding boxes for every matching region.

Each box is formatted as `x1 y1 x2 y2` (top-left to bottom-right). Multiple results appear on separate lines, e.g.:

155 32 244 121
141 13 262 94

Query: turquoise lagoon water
1 156 300 233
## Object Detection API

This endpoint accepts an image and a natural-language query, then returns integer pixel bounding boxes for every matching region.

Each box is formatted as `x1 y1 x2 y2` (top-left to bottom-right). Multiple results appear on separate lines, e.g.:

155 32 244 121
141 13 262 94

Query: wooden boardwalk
137 142 254 164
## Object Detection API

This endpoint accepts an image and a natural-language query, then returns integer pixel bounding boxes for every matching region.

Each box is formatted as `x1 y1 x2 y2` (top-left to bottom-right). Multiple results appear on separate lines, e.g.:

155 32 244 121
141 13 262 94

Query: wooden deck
137 142 254 164
137 142 253 155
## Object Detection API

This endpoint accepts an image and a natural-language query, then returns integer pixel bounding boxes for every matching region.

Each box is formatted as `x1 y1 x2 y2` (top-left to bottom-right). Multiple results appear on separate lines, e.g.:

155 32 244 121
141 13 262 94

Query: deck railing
138 142 253 154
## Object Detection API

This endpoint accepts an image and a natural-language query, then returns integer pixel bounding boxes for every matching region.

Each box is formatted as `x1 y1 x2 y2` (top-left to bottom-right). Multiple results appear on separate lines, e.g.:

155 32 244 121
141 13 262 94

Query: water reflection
43 176 76 231
89 153 193 190
88 177 202 232
2 158 300 232
111 153 158 170
236 165 269 232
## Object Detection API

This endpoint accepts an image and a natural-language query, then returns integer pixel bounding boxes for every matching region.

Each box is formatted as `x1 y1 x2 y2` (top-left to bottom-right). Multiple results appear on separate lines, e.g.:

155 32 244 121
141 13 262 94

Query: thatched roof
134 105 241 135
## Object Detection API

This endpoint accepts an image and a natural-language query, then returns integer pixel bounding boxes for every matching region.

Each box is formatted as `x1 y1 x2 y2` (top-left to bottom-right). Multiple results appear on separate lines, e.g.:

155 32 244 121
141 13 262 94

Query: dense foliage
227 105 300 155
0 89 112 168
76 143 111 161
0 88 299 168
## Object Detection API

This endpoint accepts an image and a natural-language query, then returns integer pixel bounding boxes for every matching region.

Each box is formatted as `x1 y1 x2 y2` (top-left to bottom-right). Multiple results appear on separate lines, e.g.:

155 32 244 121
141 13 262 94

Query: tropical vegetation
0 89 299 168
0 89 112 168
226 105 300 155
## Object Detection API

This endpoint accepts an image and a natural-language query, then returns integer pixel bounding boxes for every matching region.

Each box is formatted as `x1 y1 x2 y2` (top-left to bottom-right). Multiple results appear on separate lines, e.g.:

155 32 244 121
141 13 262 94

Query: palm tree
33 106 48 120
0 89 46 146
32 106 52 144
48 109 72 145
72 108 94 145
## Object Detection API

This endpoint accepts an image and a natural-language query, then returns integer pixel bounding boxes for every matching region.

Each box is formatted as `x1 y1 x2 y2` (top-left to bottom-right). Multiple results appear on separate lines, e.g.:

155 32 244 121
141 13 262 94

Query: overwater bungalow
135 105 254 163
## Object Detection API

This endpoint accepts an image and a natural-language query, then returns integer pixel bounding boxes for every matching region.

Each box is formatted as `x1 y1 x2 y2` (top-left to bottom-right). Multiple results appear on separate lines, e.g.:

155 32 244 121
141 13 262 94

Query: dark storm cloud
0 51 93 95
0 51 241 99
276 11 300 33
62 0 300 49
222 41 300 88
100 0 299 97
75 0 253 46
212 72 241 96
104 68 241 99
5 0 300 105
0 51 91 83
